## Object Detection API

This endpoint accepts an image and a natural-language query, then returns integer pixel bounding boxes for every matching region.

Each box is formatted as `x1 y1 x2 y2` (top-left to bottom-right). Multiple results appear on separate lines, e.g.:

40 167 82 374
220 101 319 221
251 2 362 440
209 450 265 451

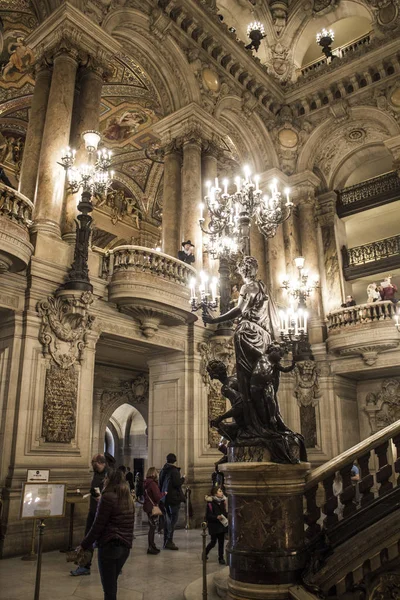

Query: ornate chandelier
316 28 335 60
281 256 319 308
189 271 219 324
199 167 293 255
246 21 266 52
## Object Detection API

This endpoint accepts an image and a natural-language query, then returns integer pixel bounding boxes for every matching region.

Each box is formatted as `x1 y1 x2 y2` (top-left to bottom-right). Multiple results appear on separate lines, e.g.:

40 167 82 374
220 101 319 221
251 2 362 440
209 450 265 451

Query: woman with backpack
204 486 228 564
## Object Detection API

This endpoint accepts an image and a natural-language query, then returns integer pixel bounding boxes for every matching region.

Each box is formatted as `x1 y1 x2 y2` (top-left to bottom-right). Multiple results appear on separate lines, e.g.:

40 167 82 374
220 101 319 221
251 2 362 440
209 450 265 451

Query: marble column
282 208 301 273
220 461 310 599
162 141 182 257
182 138 202 267
18 60 52 201
266 225 286 306
62 64 104 241
297 194 324 344
32 46 79 236
250 225 268 286
317 191 345 314
201 143 219 273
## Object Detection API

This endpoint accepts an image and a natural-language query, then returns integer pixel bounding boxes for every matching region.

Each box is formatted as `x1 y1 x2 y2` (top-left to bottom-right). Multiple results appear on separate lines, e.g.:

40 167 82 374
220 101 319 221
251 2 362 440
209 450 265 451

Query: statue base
220 461 310 599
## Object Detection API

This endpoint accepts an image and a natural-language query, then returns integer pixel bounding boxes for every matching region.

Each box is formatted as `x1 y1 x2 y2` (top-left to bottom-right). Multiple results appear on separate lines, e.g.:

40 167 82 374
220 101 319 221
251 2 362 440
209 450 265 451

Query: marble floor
0 523 225 600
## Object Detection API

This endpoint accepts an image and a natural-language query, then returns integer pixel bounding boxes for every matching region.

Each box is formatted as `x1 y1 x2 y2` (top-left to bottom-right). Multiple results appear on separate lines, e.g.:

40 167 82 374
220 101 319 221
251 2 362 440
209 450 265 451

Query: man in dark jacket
159 453 185 550
126 467 134 491
70 453 115 576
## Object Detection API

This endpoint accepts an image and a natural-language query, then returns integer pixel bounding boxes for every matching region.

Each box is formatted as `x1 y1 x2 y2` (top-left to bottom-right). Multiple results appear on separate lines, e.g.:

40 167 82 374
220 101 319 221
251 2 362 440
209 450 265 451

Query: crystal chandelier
60 130 114 196
199 167 293 256
246 22 266 52
189 271 219 325
316 28 335 60
281 256 319 308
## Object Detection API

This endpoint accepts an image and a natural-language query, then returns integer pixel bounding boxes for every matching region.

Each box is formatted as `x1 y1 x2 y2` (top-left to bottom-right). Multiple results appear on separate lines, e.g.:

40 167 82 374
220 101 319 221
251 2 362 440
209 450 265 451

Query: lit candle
211 277 218 301
223 179 228 195
254 175 260 192
285 187 291 206
235 176 241 193
199 203 204 221
190 277 196 299
244 165 250 183
279 310 285 332
215 177 219 190
206 180 211 194
304 311 308 334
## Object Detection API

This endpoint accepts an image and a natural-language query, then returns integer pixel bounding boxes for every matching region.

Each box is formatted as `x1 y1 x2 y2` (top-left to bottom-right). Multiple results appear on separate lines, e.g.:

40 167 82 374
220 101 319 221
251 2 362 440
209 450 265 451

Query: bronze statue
204 256 306 463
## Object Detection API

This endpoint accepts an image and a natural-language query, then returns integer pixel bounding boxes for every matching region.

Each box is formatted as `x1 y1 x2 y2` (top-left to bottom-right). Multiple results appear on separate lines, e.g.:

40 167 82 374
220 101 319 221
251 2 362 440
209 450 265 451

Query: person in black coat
205 486 228 564
158 453 185 550
178 240 195 265
125 467 134 491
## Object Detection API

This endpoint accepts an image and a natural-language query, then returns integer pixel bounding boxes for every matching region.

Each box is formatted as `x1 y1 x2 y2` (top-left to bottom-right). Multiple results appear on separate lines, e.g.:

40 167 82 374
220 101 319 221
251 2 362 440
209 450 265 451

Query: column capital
383 134 400 176
316 190 337 227
201 140 223 160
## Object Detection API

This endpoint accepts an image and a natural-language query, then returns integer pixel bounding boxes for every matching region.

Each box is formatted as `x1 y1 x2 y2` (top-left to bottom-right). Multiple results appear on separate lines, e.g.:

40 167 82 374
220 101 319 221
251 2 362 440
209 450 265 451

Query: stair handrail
305 420 400 491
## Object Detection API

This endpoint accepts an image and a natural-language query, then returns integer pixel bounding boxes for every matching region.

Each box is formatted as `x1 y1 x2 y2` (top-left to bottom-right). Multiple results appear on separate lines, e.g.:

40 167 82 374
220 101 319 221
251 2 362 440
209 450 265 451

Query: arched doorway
104 403 147 471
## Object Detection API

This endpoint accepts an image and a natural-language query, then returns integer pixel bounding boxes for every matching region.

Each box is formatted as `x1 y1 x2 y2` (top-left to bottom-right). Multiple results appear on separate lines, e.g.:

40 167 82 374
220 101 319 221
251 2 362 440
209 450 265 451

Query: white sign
21 483 66 520
27 470 50 482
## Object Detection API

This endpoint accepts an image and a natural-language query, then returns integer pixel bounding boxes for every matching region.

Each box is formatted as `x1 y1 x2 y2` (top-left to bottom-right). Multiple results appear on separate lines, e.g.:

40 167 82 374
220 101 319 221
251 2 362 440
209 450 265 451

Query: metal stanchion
201 522 208 600
34 519 46 600
185 486 191 530
21 519 37 561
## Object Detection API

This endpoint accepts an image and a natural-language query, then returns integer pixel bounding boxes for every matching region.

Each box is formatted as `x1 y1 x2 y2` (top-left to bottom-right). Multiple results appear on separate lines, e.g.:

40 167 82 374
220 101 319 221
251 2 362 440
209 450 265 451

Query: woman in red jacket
76 469 134 600
143 467 166 555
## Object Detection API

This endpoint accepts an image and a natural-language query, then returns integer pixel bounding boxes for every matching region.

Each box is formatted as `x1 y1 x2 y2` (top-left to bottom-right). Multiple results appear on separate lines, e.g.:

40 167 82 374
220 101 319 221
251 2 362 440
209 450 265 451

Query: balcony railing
342 234 400 280
336 171 400 217
327 300 396 330
0 183 34 273
101 245 195 285
301 32 372 77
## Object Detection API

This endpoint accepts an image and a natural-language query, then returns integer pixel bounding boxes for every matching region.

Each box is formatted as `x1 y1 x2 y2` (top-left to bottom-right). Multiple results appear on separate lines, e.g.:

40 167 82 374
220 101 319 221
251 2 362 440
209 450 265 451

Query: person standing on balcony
379 276 398 303
367 283 380 303
341 295 356 308
178 240 195 264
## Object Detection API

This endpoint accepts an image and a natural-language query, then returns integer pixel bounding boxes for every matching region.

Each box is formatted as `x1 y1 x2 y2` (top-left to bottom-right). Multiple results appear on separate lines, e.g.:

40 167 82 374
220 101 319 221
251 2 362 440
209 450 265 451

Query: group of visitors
340 276 398 308
70 451 227 600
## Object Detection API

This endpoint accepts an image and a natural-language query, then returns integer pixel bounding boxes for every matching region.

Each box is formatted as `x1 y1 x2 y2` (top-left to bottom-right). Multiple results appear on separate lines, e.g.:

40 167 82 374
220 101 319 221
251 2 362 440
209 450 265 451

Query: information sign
21 483 66 520
26 470 50 482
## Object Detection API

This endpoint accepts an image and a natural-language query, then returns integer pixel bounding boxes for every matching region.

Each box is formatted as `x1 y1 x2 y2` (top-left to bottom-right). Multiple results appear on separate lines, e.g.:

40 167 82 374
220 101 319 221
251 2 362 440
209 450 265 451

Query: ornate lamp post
280 257 319 360
246 21 266 52
316 28 335 60
60 131 113 292
189 271 219 325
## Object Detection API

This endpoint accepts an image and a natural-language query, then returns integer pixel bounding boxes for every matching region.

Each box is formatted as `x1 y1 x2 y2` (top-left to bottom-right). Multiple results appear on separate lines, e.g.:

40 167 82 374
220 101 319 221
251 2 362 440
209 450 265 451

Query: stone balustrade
98 245 197 336
301 32 372 77
327 301 396 330
0 183 34 273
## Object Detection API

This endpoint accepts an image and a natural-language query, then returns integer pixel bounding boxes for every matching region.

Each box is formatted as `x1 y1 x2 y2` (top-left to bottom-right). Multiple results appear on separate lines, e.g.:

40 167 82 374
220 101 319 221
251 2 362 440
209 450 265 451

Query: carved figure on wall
100 373 149 412
364 379 400 433
95 187 142 226
1 32 34 81
203 256 306 463
37 291 95 369
293 361 321 448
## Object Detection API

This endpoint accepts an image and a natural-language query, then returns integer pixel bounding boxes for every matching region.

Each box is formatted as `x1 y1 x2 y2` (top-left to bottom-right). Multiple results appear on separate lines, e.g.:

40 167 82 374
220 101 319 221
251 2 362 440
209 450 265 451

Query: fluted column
297 189 324 344
18 59 52 201
283 207 301 272
162 141 182 256
266 225 286 306
32 46 79 236
250 225 268 285
62 63 104 241
182 137 202 267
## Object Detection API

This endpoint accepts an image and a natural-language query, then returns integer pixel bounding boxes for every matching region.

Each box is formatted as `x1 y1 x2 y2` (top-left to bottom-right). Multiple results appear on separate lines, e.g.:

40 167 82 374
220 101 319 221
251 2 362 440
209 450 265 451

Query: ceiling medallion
347 128 366 143
202 69 220 93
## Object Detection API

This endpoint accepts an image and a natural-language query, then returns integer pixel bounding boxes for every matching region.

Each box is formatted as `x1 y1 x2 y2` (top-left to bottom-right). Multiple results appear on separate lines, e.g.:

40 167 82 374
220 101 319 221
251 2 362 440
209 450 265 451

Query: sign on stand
26 470 50 483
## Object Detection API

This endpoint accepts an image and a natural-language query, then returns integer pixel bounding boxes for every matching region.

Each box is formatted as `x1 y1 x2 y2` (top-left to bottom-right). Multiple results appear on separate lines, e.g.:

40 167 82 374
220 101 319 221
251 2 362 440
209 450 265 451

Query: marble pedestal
220 461 310 600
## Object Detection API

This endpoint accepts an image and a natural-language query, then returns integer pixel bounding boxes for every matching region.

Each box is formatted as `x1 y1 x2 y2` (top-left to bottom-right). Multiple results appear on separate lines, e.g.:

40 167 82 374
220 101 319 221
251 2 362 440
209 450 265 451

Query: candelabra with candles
59 130 114 291
281 256 319 309
199 166 293 257
279 307 313 361
189 272 219 325
246 21 266 52
316 28 335 60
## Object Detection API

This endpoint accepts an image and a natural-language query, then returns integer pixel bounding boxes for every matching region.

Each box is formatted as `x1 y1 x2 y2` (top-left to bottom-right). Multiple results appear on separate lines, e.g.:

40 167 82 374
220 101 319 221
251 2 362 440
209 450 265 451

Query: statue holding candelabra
191 167 308 463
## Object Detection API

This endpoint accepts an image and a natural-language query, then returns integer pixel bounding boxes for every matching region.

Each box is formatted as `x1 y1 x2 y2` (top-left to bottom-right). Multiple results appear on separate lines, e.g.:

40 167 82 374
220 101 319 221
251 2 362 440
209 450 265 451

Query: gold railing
304 421 400 540
0 182 33 227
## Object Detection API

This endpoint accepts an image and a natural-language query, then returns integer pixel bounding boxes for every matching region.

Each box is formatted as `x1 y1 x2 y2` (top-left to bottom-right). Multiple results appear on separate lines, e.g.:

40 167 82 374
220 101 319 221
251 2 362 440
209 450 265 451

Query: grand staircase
188 421 400 600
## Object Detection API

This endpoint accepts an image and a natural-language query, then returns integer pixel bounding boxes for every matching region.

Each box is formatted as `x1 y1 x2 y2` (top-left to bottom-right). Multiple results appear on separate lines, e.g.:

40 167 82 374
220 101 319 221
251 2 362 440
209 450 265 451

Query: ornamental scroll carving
100 374 149 413
293 361 321 449
364 379 400 434
37 291 94 444
199 336 235 448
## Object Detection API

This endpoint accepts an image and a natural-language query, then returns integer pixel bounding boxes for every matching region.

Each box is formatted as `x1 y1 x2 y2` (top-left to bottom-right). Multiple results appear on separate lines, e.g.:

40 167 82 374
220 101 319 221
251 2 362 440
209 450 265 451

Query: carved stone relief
199 335 235 448
293 360 321 448
100 373 149 413
364 378 400 433
37 291 95 444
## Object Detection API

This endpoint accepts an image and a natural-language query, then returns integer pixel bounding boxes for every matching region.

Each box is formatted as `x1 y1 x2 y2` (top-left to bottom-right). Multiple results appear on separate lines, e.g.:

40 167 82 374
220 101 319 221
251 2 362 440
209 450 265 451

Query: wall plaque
42 365 79 443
